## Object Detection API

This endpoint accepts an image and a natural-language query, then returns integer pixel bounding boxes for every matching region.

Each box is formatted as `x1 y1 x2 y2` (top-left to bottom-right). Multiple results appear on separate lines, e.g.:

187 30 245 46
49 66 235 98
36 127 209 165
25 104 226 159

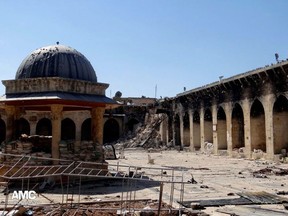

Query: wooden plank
179 197 253 208
179 191 288 208
217 206 288 216
238 191 288 204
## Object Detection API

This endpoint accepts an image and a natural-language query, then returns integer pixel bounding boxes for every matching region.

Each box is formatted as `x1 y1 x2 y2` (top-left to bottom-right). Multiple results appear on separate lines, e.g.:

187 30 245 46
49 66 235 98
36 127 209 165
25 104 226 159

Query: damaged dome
15 44 97 82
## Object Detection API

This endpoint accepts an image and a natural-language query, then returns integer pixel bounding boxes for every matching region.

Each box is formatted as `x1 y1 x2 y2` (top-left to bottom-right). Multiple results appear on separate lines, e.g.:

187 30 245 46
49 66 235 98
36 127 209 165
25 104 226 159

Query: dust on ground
1 148 288 215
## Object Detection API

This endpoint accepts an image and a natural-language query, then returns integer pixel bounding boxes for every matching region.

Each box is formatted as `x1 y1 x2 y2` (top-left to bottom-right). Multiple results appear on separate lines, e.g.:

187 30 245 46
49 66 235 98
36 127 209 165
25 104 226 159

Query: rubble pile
78 140 101 162
0 135 103 165
253 166 288 177
115 113 167 149
56 140 103 164
0 135 52 165
0 200 194 216
59 140 75 163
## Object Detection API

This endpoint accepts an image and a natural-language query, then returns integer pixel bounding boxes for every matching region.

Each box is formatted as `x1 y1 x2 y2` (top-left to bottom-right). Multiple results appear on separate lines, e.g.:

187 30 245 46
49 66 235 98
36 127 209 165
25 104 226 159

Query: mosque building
0 44 118 163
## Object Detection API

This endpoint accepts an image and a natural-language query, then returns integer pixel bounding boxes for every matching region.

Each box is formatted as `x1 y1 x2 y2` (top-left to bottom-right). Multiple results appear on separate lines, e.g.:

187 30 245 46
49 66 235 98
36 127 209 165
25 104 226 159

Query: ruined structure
0 44 117 163
159 60 288 160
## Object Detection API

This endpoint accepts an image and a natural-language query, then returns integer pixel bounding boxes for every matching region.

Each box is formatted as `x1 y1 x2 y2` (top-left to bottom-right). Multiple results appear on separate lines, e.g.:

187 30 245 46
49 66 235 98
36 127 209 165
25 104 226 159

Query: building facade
159 60 288 160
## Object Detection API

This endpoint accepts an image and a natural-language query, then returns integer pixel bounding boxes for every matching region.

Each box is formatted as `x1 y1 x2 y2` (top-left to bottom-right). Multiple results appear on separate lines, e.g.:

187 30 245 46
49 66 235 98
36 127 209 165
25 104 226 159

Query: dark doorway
0 119 6 143
61 118 76 140
103 118 120 144
174 114 181 146
15 118 30 138
232 103 244 149
36 118 52 136
81 118 91 140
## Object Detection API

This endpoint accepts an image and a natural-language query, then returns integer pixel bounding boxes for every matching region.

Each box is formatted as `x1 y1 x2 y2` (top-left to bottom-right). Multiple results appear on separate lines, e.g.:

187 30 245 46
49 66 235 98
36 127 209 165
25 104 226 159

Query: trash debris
276 191 288 195
252 149 264 160
148 154 155 164
188 174 197 184
204 141 213 155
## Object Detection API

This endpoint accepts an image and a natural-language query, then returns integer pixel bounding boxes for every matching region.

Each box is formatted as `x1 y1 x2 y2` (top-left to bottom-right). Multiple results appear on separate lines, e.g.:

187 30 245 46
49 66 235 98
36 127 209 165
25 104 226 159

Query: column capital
5 106 16 116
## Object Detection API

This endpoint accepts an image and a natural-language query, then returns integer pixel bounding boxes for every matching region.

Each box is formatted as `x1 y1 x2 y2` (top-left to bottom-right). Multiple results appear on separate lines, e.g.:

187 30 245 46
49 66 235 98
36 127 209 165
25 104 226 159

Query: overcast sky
1 0 288 98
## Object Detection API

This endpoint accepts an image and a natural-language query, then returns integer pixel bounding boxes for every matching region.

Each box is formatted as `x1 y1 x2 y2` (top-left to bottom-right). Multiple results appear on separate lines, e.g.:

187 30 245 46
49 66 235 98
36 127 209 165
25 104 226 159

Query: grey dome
15 45 97 82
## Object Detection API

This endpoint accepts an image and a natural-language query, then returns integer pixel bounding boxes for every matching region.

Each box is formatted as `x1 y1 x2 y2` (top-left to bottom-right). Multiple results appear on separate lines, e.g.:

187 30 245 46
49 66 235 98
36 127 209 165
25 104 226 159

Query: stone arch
61 118 76 140
193 111 201 150
250 99 266 151
15 117 30 138
174 114 181 146
81 118 91 141
36 118 52 136
204 108 213 143
103 118 120 144
183 111 190 147
273 95 288 154
0 119 6 143
217 106 227 150
232 103 244 149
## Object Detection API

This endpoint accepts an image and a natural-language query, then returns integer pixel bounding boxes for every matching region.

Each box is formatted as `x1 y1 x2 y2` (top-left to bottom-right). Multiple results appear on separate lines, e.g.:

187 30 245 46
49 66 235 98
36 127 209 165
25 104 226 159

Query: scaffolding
0 153 190 215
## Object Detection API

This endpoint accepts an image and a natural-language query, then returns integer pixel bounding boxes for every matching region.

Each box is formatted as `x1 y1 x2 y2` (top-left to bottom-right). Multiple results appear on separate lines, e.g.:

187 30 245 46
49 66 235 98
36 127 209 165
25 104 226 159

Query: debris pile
115 113 167 149
0 135 104 165
59 140 74 162
0 135 52 165
252 149 264 160
231 147 246 158
0 200 194 216
253 166 288 177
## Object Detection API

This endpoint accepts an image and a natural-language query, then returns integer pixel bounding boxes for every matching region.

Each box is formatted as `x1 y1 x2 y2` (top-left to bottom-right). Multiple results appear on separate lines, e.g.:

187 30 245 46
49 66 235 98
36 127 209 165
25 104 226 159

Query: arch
174 114 181 146
183 112 190 147
193 111 201 150
250 99 266 151
232 103 244 149
273 95 288 154
204 108 213 144
81 118 91 140
104 118 120 144
15 118 30 138
126 118 140 133
36 118 52 136
217 106 227 150
0 119 6 143
61 118 76 140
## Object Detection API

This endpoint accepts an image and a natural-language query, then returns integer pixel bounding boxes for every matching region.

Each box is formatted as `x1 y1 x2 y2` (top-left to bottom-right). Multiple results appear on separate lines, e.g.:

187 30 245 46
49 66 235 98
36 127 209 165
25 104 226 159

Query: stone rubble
114 113 167 150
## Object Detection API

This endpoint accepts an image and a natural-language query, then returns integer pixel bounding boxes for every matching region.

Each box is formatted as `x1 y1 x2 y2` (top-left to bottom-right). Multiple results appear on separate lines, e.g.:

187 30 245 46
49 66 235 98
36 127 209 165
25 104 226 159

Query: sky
1 0 288 99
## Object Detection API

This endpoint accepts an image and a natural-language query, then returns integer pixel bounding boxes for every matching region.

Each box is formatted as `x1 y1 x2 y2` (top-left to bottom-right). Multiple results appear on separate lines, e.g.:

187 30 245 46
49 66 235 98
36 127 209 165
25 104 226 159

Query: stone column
172 115 176 147
30 123 37 135
200 106 205 152
224 102 233 156
263 94 276 160
179 112 184 149
188 109 194 152
242 99 252 158
51 105 63 163
212 103 218 155
74 121 82 153
160 114 168 146
5 106 16 141
91 107 105 161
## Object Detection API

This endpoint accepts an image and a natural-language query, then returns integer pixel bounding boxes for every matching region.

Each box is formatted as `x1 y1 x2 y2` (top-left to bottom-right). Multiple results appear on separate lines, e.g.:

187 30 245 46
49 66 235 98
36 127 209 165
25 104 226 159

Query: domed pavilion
0 44 117 163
